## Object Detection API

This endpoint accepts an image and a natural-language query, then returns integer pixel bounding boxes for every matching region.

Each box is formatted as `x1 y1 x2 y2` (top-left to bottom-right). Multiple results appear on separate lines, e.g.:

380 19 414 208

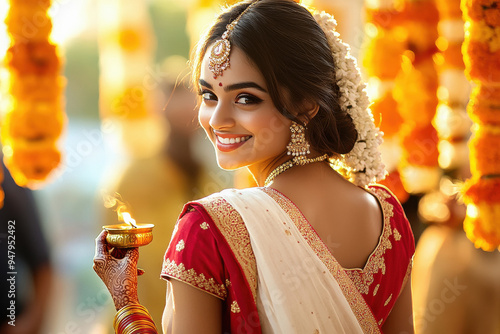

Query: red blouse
161 185 414 333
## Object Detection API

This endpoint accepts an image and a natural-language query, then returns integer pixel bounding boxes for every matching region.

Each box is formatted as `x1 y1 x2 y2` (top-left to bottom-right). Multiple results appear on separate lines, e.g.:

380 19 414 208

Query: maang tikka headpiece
209 1 257 79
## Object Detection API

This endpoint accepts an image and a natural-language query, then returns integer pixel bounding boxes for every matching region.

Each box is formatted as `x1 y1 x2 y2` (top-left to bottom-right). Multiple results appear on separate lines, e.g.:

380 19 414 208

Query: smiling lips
215 134 252 152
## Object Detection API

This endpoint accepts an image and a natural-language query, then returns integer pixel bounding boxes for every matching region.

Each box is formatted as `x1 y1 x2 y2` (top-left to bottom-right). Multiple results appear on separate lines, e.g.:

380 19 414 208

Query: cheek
198 107 213 138
252 115 291 147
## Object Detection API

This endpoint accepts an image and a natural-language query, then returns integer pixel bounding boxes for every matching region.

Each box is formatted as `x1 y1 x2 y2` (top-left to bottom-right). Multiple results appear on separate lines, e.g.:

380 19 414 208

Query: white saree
220 187 367 334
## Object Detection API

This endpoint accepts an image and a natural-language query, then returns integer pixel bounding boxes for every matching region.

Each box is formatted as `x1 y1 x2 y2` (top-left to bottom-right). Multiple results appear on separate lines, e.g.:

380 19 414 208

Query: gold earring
286 121 310 163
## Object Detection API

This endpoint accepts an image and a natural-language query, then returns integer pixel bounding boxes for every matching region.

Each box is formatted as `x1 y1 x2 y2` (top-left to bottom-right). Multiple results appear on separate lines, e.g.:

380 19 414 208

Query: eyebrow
199 79 268 93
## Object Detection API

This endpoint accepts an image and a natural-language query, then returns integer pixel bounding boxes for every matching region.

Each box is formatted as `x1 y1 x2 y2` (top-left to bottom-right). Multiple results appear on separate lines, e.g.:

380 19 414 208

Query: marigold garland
1 0 66 189
98 0 166 159
362 0 408 202
462 0 500 251
394 0 441 194
433 0 472 174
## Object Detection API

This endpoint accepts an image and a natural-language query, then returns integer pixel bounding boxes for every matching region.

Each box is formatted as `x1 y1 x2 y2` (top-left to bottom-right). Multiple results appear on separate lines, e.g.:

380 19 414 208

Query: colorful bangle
113 303 157 334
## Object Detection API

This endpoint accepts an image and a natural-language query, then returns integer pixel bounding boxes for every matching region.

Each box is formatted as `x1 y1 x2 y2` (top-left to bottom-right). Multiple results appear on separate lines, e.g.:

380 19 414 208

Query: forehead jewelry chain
209 2 257 79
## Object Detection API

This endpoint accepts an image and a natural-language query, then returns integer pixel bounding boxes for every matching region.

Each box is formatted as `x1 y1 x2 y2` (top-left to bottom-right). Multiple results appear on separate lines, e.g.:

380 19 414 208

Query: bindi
219 82 223 87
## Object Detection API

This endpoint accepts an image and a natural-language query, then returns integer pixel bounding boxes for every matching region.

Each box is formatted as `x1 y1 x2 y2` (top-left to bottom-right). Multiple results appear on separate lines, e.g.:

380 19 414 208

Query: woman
94 1 415 333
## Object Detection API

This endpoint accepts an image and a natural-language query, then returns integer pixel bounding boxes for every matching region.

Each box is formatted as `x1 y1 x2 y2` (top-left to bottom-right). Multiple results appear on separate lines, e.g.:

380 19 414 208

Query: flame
102 190 138 228
119 211 138 228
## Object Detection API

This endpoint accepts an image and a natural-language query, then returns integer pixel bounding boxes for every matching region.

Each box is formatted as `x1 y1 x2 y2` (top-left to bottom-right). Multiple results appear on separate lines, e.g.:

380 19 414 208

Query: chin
216 158 246 171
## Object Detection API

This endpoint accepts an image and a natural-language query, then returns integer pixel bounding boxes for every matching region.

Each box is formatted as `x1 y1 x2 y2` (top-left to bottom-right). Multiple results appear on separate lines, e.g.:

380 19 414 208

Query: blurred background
0 0 499 333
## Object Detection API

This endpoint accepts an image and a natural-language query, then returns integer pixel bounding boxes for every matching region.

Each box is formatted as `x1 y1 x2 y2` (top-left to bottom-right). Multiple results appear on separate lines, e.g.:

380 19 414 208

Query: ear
296 102 319 124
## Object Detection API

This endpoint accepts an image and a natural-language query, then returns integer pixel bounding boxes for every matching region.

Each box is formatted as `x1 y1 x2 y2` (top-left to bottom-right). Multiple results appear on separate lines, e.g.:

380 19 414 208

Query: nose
208 100 235 131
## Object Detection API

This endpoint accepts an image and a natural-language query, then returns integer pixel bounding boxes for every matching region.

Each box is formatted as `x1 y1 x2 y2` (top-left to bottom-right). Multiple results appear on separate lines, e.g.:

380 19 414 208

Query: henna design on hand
93 230 140 310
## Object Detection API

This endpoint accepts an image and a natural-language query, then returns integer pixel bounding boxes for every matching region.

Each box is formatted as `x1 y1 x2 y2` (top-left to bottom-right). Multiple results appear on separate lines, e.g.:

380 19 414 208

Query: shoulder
368 184 415 253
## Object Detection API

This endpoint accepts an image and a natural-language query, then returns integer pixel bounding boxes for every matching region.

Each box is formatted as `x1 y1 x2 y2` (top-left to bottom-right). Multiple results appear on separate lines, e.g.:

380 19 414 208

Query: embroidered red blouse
161 185 414 333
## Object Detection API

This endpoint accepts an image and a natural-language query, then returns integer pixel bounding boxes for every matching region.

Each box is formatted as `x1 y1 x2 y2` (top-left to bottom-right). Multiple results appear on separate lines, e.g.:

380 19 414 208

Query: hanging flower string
393 0 442 195
1 0 66 188
461 0 500 251
97 0 165 159
362 0 409 202
433 0 471 172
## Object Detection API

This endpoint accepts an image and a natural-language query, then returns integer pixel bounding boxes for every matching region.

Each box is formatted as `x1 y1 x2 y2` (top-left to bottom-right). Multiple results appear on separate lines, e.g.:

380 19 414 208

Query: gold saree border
198 195 258 302
344 187 395 295
162 258 228 300
262 187 381 334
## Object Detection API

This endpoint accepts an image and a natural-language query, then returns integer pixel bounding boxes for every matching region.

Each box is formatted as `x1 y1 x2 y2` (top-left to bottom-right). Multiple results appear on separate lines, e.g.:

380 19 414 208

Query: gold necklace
264 154 329 187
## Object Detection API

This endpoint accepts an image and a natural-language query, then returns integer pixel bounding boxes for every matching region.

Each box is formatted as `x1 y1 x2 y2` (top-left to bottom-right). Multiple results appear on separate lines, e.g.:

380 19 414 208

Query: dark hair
192 0 357 156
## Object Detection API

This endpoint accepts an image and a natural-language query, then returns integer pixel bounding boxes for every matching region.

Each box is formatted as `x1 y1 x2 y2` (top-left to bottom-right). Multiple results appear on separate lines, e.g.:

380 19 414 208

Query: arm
382 278 414 334
93 230 157 333
162 280 222 334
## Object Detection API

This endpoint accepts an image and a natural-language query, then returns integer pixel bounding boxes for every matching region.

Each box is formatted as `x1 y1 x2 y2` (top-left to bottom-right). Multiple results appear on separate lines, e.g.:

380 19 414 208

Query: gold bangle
114 304 150 327
113 304 156 334
122 321 157 334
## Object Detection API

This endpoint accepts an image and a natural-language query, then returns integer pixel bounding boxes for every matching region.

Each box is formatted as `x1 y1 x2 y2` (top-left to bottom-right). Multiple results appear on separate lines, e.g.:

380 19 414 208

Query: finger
94 230 109 259
110 247 127 259
137 268 145 276
124 247 140 263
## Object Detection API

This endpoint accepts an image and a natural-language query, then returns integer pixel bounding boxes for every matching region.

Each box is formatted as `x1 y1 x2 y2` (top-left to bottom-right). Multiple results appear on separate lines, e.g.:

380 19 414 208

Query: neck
248 153 329 187
247 153 290 187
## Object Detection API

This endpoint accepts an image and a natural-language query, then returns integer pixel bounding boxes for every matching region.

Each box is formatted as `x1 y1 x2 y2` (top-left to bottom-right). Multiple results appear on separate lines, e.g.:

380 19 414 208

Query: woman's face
198 46 291 171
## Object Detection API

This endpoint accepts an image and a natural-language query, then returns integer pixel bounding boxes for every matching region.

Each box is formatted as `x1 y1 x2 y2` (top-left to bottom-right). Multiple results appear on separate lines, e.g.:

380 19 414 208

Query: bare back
270 161 384 270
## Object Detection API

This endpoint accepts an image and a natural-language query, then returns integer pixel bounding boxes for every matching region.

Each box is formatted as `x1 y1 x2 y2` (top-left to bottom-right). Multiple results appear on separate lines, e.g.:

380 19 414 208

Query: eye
235 94 263 105
199 90 217 103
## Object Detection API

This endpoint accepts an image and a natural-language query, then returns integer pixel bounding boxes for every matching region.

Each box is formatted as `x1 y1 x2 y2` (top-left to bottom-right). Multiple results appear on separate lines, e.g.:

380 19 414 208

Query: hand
93 230 144 310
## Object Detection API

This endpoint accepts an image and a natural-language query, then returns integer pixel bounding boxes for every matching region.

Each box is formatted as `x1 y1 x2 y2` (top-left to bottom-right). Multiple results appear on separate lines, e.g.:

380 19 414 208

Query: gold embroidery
161 259 227 299
393 228 401 241
373 284 380 296
225 279 231 287
200 222 209 230
199 195 258 302
176 239 185 252
172 223 179 238
262 188 381 334
231 300 241 313
384 294 393 306
378 319 383 326
345 187 395 295
399 256 413 297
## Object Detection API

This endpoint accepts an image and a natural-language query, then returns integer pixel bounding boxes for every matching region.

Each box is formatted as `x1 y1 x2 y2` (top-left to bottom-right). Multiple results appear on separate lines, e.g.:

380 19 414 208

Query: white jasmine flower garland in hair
313 11 386 187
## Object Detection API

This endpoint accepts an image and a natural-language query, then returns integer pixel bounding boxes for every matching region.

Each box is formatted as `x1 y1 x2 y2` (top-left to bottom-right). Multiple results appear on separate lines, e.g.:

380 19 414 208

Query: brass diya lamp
103 211 154 248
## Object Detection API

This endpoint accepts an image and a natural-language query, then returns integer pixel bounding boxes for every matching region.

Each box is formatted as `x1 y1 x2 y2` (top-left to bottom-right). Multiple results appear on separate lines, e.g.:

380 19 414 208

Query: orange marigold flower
9 74 65 101
3 140 61 187
462 0 500 27
5 4 52 43
379 170 410 203
6 41 60 76
469 129 500 175
463 176 500 204
365 8 404 29
2 100 66 141
362 30 405 79
371 93 403 137
462 177 500 251
394 58 439 127
463 39 500 83
464 211 500 251
401 0 440 25
401 124 439 166
468 85 500 125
